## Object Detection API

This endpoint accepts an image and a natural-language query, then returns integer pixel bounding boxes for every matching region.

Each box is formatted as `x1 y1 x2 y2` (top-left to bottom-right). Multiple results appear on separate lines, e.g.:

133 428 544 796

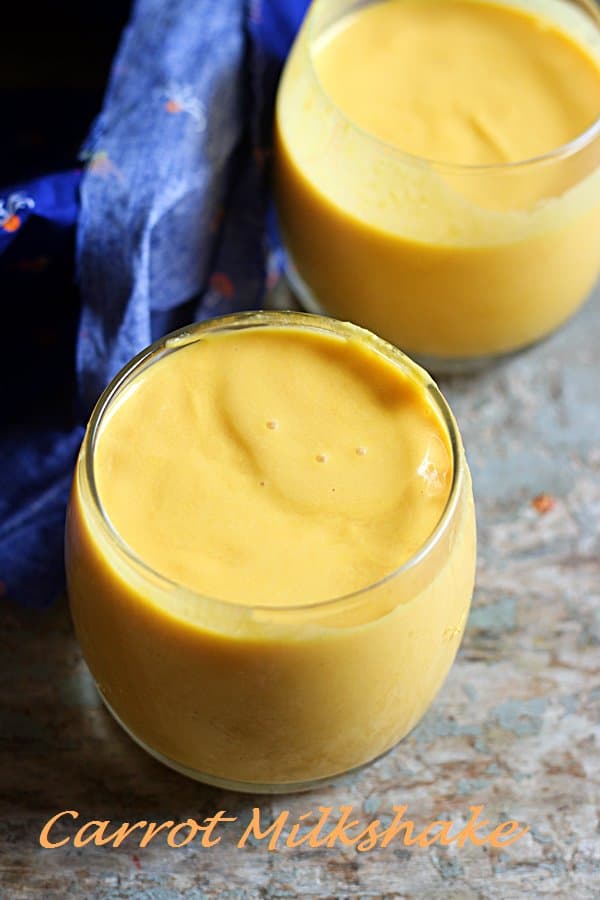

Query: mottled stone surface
1 292 599 898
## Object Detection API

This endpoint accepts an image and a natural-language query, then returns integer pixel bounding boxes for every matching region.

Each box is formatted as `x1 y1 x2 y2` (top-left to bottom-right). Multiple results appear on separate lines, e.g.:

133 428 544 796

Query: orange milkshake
66 312 476 791
275 0 600 366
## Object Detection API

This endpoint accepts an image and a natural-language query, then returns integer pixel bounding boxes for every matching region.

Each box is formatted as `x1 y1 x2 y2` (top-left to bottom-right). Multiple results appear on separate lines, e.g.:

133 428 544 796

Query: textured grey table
1 291 599 899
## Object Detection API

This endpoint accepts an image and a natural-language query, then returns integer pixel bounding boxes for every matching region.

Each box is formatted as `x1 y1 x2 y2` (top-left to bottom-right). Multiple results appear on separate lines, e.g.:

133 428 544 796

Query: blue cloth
1 0 308 607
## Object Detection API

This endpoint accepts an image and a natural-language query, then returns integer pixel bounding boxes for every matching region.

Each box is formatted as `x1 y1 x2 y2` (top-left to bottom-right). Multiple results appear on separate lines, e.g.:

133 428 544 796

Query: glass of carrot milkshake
274 0 600 370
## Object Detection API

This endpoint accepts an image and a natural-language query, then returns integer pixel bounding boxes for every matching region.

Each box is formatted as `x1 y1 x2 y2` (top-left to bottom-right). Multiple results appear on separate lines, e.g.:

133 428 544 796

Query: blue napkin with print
0 0 309 607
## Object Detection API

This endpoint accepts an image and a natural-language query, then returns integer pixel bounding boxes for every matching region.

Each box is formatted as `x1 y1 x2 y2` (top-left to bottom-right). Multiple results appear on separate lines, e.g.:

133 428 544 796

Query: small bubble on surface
315 453 328 463
356 446 368 456
417 450 446 494
266 420 279 430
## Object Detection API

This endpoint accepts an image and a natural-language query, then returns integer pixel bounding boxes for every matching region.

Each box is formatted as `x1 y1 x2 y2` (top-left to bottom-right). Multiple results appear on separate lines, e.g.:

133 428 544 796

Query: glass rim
305 0 600 175
79 310 465 617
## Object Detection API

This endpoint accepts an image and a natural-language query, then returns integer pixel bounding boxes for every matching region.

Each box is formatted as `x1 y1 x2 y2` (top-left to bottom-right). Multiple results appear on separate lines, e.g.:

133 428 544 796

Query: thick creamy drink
66 312 476 790
275 0 600 366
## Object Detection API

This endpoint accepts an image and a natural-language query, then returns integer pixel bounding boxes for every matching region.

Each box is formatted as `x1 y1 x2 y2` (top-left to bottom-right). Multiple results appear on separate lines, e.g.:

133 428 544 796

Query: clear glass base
99 689 400 794
279 258 529 377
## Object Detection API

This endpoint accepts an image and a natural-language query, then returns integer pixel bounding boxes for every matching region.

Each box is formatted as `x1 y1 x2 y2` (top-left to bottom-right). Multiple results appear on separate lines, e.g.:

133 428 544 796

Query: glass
274 0 600 372
66 310 476 792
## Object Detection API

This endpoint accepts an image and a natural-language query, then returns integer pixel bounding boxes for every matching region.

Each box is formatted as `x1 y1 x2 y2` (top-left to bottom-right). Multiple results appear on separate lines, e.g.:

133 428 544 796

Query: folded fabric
1 0 309 607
